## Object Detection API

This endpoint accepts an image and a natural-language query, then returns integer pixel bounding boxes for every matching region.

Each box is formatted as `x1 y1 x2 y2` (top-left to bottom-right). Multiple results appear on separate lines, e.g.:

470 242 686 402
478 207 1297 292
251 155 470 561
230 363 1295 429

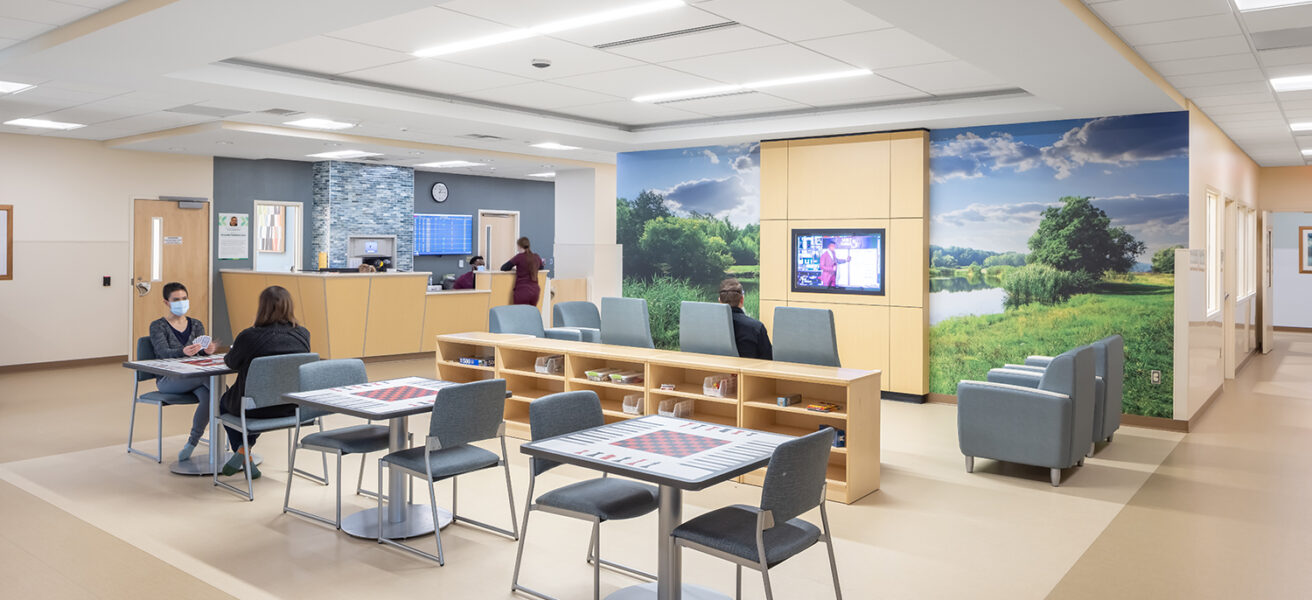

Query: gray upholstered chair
679 301 738 357
127 336 208 463
553 301 602 343
600 296 655 349
214 352 321 501
957 346 1095 487
283 359 392 529
490 305 583 341
1019 336 1124 445
671 428 842 600
772 307 840 367
512 391 658 600
377 378 517 565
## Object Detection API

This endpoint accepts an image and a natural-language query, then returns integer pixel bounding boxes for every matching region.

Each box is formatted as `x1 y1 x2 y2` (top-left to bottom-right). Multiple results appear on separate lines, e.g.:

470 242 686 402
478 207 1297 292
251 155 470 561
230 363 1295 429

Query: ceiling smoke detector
531 58 552 69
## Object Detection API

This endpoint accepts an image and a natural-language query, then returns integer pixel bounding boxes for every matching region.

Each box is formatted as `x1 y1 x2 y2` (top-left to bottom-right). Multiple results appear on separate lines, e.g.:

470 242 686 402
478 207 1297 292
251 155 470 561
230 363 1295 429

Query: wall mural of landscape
929 111 1188 418
616 143 761 349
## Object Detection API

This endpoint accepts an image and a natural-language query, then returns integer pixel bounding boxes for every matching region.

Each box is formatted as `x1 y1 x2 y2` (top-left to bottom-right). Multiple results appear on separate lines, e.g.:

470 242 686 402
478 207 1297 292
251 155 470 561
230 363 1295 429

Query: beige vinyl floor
0 334 1308 599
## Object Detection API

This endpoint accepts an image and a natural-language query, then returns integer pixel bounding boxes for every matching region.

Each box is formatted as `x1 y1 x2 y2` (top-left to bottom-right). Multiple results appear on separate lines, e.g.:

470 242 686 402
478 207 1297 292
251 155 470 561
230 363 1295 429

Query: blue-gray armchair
1009 334 1124 446
957 346 1095 487
490 305 583 342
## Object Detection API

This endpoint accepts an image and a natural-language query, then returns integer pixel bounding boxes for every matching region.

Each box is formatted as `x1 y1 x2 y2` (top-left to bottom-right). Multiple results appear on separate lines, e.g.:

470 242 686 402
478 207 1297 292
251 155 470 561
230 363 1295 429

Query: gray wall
211 157 315 341
412 171 555 282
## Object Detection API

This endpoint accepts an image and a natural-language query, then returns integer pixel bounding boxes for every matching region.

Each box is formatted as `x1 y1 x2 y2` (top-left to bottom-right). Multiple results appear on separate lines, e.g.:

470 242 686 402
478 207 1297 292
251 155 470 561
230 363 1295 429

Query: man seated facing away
452 255 484 290
719 278 772 360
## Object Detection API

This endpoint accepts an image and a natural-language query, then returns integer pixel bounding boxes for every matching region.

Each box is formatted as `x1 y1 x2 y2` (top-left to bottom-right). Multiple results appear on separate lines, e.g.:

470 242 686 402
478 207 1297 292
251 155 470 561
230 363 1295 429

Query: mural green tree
1027 196 1146 280
638 216 734 284
1151 244 1184 274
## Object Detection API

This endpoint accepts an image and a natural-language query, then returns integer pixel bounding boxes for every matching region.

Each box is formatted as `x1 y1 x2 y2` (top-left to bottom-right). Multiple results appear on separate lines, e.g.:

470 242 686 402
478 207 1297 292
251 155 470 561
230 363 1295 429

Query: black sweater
220 322 311 416
730 306 773 360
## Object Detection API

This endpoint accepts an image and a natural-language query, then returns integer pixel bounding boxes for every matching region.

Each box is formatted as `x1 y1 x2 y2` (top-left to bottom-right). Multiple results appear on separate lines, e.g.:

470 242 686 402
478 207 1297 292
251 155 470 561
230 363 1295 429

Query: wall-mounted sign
219 213 249 260
164 236 183 245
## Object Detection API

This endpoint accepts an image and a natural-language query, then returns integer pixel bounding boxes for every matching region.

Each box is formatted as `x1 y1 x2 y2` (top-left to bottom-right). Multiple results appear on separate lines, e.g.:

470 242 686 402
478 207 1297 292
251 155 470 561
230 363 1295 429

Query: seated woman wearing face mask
148 282 219 461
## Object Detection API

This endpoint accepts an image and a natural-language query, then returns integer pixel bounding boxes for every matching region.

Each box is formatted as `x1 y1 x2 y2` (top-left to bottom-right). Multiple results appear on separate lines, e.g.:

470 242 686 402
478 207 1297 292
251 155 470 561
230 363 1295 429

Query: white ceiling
0 0 1203 172
1084 0 1312 166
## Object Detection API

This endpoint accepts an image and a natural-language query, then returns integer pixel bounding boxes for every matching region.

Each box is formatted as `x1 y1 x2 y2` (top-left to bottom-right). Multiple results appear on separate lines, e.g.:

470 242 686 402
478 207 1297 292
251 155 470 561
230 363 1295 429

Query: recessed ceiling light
633 69 874 103
417 160 487 168
306 150 382 159
3 118 85 130
1292 122 1312 131
527 172 556 178
1303 148 1312 156
412 0 683 58
531 142 580 150
1234 0 1312 10
0 80 34 94
284 118 355 130
1272 74 1312 92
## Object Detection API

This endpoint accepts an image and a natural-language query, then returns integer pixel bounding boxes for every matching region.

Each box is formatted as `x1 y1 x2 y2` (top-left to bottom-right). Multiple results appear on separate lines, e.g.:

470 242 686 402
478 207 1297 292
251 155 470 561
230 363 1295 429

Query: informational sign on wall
218 213 249 260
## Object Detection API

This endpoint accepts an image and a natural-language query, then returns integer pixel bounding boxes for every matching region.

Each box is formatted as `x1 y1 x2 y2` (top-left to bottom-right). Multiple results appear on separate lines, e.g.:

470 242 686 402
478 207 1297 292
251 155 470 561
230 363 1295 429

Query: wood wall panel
323 278 370 359
296 277 330 357
889 306 928 394
787 134 890 220
364 276 428 357
421 292 491 352
891 130 929 219
760 141 789 221
888 218 927 309
759 220 788 302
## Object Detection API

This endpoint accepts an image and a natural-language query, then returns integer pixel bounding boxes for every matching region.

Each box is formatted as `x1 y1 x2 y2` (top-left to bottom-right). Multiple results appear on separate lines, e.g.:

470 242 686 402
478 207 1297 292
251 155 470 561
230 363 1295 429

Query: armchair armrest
1004 364 1046 372
986 367 1043 388
544 327 584 342
1024 355 1055 368
956 380 1076 469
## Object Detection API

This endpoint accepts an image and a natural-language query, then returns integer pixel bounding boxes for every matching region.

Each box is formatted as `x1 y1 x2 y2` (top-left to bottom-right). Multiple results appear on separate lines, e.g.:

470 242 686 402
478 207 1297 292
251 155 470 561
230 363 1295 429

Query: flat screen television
792 228 885 295
414 214 473 255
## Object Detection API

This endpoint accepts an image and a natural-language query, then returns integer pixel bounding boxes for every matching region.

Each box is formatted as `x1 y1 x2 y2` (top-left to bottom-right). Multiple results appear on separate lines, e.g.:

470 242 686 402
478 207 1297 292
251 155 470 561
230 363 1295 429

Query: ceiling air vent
164 104 248 118
595 21 739 49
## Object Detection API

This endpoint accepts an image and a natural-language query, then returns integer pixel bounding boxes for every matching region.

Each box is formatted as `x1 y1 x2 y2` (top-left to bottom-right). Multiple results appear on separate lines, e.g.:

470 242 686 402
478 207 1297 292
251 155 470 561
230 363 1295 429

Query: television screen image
792 229 885 295
414 214 473 255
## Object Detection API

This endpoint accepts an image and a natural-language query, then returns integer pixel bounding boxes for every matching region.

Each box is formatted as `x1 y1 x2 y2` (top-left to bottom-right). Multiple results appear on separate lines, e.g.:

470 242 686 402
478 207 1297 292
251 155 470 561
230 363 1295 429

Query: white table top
282 376 458 420
124 354 233 377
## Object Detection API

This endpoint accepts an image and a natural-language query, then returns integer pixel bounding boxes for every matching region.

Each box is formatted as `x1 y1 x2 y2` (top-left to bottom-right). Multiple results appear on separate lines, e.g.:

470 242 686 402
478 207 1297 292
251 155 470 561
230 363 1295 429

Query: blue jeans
155 376 210 446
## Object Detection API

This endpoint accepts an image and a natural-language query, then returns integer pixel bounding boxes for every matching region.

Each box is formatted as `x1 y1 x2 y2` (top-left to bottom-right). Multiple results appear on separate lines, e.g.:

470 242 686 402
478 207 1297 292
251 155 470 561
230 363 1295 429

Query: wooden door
1261 210 1274 353
479 211 519 267
132 199 210 358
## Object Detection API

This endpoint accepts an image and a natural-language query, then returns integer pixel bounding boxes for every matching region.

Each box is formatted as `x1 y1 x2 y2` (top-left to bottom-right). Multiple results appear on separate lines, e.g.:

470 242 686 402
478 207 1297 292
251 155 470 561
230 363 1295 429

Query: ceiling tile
463 81 620 109
1191 91 1277 108
762 74 928 106
1239 3 1312 33
551 64 725 99
1117 13 1242 46
1277 89 1312 103
662 44 851 84
0 0 95 26
877 60 1007 95
1283 108 1312 119
57 0 126 10
1135 35 1252 62
695 0 892 42
0 37 17 50
1266 62 1312 78
240 36 412 75
800 28 957 71
343 58 531 95
327 7 512 55
1154 53 1259 76
549 5 731 47
1088 0 1231 27
1281 98 1312 110
0 15 54 39
441 36 643 80
1258 45 1312 67
1200 101 1281 115
659 92 807 116
1211 114 1290 126
554 99 705 125
1179 81 1272 98
442 0 657 29
1167 68 1265 89
605 25 782 64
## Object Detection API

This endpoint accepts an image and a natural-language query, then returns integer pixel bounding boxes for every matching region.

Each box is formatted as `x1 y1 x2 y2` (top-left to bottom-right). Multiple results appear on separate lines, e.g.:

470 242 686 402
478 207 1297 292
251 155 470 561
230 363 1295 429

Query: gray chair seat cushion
672 504 820 567
382 444 499 481
218 412 313 434
301 424 390 455
535 477 658 521
139 391 200 406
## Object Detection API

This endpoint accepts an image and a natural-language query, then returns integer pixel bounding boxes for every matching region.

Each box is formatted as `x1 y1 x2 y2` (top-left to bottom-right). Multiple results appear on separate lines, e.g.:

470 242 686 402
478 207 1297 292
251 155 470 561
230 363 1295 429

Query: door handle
135 280 152 297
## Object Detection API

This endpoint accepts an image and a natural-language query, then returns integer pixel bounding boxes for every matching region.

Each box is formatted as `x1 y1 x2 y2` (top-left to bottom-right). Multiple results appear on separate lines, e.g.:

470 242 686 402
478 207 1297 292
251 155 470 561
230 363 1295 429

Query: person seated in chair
718 278 772 360
452 255 484 290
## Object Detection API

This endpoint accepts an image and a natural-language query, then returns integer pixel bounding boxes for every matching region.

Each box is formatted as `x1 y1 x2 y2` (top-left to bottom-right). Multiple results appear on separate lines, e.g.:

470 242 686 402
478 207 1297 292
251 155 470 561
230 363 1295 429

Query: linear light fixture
4 117 85 130
0 80 34 94
1234 0 1312 10
284 118 355 130
413 0 684 58
1292 122 1312 131
306 150 382 159
527 171 556 178
1303 148 1312 155
1272 74 1312 92
632 69 874 103
417 160 486 168
531 142 580 150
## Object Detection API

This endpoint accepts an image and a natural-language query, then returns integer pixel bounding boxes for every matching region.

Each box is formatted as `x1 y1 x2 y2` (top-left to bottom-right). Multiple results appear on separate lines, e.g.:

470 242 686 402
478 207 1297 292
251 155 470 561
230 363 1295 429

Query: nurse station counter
220 269 546 359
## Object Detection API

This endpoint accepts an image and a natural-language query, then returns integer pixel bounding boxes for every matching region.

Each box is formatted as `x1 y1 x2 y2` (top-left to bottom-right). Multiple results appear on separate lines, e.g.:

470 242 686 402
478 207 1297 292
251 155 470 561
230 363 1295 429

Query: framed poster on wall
1300 226 1312 274
0 205 11 280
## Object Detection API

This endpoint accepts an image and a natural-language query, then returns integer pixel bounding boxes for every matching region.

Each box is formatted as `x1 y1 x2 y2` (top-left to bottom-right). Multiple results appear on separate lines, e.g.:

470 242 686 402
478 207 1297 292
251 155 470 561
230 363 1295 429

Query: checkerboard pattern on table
610 430 731 458
353 385 434 402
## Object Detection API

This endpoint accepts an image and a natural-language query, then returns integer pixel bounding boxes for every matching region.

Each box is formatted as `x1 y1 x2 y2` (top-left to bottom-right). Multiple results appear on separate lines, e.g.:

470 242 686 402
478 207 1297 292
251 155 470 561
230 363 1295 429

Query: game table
520 415 794 600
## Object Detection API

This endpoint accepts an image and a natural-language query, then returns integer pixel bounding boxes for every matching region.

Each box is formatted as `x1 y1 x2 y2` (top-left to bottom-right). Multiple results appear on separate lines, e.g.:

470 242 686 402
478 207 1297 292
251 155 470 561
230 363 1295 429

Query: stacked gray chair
1019 335 1124 445
678 301 738 357
600 296 655 349
490 304 584 341
127 336 208 463
512 390 658 600
957 346 1095 487
284 359 392 529
671 428 842 600
215 352 321 501
376 379 517 566
772 307 841 367
553 301 602 343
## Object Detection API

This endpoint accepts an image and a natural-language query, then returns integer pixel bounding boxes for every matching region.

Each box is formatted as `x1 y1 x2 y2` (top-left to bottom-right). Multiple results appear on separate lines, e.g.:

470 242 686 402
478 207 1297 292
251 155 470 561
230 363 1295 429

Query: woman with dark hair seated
218 285 311 477
149 281 219 461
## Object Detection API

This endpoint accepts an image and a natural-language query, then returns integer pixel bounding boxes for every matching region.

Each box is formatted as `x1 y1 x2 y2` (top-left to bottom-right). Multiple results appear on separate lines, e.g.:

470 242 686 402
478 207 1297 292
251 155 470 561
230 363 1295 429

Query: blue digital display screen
414 214 472 255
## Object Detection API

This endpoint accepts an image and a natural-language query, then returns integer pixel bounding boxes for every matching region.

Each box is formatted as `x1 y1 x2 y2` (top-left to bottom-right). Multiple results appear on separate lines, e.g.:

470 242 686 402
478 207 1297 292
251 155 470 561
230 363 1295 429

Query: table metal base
340 504 453 539
169 452 263 476
606 583 729 600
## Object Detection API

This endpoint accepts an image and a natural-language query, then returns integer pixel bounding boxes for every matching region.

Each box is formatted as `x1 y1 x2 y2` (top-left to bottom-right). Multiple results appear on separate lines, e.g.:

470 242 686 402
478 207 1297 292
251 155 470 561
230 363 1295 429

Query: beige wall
1258 166 1312 212
0 134 212 366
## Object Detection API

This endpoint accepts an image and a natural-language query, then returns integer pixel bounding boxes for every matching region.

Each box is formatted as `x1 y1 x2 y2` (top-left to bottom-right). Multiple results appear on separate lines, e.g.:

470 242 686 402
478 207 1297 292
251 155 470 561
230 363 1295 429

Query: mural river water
929 277 1006 324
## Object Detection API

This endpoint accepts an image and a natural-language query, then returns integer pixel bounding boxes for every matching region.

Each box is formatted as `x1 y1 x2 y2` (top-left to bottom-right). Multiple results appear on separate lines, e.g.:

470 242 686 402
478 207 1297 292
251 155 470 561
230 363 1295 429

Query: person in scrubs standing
819 240 849 288
500 237 544 305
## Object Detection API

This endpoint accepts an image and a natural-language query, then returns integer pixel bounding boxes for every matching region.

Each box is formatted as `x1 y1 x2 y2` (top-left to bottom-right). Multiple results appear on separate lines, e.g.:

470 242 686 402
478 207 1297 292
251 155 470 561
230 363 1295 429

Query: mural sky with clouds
618 142 760 227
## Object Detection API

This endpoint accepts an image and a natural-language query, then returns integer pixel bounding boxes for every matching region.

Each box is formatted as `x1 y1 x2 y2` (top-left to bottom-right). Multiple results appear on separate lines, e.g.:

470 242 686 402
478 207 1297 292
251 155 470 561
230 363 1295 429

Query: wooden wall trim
0 355 127 373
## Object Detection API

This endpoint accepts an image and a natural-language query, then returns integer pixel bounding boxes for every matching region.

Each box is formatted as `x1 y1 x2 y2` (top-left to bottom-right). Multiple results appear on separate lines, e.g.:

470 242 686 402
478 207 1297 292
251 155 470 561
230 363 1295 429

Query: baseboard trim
881 391 927 404
0 355 128 373
927 393 957 405
1122 414 1188 433
1273 326 1312 333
